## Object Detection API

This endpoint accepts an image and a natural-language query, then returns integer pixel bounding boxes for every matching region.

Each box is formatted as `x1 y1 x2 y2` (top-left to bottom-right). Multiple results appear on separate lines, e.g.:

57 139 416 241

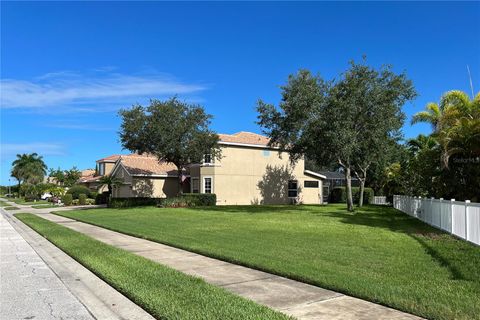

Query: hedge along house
106 132 326 205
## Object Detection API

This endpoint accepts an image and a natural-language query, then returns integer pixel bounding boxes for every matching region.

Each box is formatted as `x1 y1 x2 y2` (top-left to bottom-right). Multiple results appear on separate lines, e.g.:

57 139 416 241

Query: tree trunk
177 168 184 196
354 167 368 207
345 167 354 212
358 179 365 207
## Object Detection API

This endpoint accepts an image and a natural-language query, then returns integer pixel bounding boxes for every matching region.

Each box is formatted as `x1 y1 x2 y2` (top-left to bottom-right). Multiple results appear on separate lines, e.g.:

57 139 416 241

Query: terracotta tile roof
219 131 271 147
119 154 179 176
80 169 95 178
79 175 101 183
96 154 121 162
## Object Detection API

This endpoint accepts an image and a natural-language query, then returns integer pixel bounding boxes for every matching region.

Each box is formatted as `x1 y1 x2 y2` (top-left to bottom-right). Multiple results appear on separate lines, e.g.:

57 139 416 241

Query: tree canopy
257 60 416 210
119 97 221 194
11 153 48 187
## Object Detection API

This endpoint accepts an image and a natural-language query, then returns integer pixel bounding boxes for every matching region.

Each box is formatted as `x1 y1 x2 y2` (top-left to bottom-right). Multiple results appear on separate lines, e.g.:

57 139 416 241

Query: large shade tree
11 153 48 193
257 60 416 211
343 62 416 206
119 98 221 194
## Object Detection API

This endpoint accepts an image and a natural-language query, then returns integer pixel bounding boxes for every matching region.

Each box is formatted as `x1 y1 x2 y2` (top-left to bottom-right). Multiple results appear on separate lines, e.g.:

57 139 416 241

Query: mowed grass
15 213 290 320
11 198 49 205
31 204 58 209
4 206 20 210
57 204 480 320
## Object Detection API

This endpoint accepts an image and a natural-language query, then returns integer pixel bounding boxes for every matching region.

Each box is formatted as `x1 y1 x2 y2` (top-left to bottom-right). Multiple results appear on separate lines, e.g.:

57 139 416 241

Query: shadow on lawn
323 205 471 281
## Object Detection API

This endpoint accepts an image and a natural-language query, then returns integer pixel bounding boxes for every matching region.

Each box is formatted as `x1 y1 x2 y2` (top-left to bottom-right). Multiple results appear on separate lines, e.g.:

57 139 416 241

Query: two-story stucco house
105 132 326 205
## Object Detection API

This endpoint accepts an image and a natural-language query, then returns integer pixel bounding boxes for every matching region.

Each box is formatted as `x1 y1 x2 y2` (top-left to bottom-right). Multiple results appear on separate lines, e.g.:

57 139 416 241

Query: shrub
181 193 217 206
161 197 189 208
330 187 374 204
72 199 80 205
78 193 87 205
62 194 73 206
95 192 109 205
66 185 91 199
108 194 217 208
90 191 98 200
108 197 161 208
85 198 95 205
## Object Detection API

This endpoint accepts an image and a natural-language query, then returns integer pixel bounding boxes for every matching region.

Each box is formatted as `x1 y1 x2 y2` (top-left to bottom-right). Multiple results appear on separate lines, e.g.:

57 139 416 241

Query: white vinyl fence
393 195 480 246
373 196 389 205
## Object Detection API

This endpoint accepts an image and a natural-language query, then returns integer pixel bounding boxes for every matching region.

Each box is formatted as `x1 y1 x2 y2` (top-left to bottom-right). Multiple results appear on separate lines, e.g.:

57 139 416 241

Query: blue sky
1 2 479 185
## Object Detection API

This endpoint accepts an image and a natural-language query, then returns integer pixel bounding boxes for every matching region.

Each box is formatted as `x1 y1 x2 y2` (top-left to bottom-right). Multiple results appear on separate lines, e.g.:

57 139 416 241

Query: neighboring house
110 153 187 198
109 131 326 205
78 155 121 192
319 171 360 202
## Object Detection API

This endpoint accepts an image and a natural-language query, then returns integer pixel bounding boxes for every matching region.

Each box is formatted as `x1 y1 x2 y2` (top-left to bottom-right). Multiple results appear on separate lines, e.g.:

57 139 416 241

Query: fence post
430 197 434 223
439 198 443 227
450 199 455 232
465 200 470 240
418 196 422 218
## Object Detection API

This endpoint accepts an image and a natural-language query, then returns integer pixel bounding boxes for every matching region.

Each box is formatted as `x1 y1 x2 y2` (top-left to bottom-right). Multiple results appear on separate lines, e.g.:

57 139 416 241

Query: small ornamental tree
119 97 221 194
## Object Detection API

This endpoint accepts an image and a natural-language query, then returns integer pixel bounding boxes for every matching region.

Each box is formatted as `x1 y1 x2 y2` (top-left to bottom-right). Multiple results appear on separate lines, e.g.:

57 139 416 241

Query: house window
304 180 319 188
288 180 298 198
98 163 105 176
203 177 213 194
191 178 200 193
203 154 213 165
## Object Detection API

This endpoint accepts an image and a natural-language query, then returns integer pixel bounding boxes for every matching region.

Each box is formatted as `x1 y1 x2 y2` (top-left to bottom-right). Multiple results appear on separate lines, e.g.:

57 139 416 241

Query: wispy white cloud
0 69 207 111
43 122 115 131
1 143 66 159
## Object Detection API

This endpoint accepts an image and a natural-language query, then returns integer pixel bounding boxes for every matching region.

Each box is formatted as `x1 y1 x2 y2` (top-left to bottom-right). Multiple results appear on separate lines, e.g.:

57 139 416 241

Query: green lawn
0 200 9 207
11 198 49 205
56 204 480 320
4 206 20 210
31 204 58 209
15 213 290 320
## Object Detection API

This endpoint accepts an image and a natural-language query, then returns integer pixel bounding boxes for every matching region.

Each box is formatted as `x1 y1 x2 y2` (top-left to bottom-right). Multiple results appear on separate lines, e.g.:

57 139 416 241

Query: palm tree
411 91 464 131
406 134 438 155
412 90 480 168
98 175 123 196
11 153 48 190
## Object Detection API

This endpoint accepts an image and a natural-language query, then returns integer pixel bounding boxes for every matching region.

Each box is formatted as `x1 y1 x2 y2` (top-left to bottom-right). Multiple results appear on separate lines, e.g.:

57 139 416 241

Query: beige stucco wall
193 145 323 205
111 164 179 198
104 162 116 175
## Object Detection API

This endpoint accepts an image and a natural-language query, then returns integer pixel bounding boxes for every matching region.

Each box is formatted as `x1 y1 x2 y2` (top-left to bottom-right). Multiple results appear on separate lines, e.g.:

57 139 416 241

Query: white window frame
203 153 214 165
288 180 298 198
202 176 213 194
191 177 200 193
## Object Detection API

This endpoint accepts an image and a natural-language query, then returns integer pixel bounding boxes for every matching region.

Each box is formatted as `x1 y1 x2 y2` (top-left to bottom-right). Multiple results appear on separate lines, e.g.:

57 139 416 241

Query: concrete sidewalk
27 210 422 320
1 202 155 320
0 211 93 320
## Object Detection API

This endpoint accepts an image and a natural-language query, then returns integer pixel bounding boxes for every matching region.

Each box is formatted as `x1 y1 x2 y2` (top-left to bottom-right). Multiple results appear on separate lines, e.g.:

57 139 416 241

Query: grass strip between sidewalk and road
4 206 20 210
31 204 58 209
15 213 291 320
